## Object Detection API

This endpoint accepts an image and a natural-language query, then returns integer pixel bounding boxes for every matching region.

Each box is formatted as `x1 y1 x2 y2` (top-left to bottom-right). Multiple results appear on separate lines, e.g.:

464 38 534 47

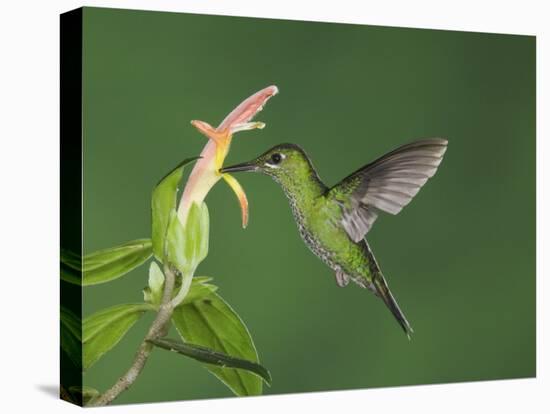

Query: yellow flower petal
222 173 249 229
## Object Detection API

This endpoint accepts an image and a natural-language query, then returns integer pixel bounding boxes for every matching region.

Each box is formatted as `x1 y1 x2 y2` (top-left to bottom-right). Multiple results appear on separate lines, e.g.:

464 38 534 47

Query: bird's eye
270 153 282 164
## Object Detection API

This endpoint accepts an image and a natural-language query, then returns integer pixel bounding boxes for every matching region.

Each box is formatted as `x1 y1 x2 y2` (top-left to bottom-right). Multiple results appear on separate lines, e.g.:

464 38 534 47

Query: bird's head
220 143 313 184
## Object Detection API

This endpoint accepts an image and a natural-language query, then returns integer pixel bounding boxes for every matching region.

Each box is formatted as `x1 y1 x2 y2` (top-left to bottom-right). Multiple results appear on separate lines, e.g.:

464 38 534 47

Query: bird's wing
327 138 448 242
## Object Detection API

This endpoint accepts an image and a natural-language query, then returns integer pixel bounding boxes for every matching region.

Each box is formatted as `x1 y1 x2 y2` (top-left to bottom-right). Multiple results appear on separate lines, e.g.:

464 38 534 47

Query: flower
177 85 278 228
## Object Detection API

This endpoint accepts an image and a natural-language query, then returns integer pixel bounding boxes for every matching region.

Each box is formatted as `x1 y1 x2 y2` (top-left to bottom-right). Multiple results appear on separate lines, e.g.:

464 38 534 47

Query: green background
81 7 536 404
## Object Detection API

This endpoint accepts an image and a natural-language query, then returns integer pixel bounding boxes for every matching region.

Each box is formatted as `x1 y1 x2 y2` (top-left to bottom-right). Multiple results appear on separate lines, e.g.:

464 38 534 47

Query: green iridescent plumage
222 139 448 338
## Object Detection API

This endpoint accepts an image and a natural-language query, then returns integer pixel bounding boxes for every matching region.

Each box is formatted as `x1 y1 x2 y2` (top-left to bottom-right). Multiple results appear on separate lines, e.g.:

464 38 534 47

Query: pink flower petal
217 85 278 132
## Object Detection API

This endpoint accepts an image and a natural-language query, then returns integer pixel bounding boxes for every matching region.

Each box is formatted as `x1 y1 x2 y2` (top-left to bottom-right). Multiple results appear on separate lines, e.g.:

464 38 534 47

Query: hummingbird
221 138 448 338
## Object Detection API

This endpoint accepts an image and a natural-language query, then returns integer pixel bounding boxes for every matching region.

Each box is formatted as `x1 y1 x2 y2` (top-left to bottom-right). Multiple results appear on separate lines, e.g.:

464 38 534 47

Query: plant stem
170 271 193 308
89 265 178 406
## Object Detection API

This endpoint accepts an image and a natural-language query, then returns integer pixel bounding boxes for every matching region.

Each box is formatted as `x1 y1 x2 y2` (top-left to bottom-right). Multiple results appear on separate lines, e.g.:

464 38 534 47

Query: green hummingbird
221 138 448 338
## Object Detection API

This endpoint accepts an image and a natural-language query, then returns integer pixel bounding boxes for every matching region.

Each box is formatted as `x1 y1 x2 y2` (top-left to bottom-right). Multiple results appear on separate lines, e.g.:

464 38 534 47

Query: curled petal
230 121 266 134
222 173 249 229
218 85 279 132
190 120 226 146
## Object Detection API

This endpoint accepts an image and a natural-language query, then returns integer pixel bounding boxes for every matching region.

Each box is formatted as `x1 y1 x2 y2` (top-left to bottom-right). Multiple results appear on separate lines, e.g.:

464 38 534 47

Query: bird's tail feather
373 273 413 339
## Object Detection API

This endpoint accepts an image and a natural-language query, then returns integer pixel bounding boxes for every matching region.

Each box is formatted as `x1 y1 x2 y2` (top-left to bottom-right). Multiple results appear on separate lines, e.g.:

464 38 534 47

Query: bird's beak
220 162 258 173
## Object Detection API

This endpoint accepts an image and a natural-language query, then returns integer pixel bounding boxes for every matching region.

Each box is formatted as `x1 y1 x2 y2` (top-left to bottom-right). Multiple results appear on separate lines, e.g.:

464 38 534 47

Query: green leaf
61 263 81 285
193 276 213 283
83 303 152 370
60 306 82 369
183 202 209 266
151 157 200 260
61 249 81 285
165 202 209 276
61 248 81 268
144 261 165 307
149 337 271 385
164 211 187 273
144 272 219 307
68 386 100 405
181 277 218 305
82 239 153 286
172 292 264 396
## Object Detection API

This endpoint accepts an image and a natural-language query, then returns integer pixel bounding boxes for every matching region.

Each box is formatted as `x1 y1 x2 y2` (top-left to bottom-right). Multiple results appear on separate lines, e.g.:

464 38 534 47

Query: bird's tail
372 272 413 339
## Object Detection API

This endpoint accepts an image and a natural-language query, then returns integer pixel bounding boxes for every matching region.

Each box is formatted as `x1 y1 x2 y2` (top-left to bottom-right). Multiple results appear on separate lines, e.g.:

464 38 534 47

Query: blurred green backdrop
81 7 535 405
